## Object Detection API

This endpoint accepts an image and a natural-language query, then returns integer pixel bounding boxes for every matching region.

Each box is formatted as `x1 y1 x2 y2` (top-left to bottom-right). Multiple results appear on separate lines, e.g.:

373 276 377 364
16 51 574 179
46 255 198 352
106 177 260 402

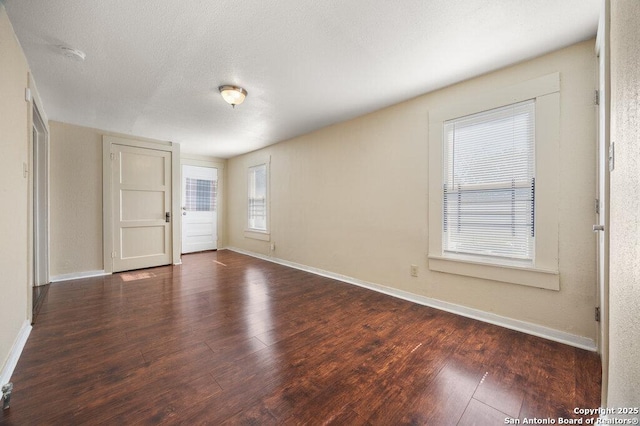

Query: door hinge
111 251 116 259
25 88 32 103
110 152 116 160
595 89 600 106
595 307 601 322
595 198 600 214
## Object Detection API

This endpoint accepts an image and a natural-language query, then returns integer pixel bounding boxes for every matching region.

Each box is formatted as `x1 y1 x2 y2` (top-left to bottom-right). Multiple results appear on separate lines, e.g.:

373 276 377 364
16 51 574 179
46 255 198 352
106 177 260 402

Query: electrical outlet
270 242 276 251
410 264 418 277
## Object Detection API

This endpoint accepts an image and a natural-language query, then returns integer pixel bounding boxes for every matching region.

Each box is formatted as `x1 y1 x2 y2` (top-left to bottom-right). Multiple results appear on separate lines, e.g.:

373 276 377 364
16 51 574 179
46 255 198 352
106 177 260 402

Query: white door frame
180 155 226 253
26 73 50 321
32 103 49 287
595 0 610 406
181 165 219 254
102 136 181 273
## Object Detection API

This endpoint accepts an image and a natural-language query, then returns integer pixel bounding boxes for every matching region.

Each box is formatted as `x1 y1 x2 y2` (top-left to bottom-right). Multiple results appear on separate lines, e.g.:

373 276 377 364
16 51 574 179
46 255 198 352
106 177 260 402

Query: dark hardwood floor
31 283 49 325
1 251 601 425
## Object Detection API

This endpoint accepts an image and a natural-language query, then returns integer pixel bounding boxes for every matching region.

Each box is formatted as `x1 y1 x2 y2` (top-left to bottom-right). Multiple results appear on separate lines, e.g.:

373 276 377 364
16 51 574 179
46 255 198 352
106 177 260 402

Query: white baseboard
226 246 597 352
0 320 32 387
50 270 109 283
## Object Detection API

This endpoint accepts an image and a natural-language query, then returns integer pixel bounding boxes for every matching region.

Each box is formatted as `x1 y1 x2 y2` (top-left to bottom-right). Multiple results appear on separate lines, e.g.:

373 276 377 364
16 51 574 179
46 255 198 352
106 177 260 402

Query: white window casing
428 73 560 290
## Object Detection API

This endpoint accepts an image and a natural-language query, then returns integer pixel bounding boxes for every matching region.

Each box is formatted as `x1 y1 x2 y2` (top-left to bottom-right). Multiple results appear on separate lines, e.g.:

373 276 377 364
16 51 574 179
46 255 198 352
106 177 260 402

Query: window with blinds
184 178 217 212
248 164 267 231
443 99 535 262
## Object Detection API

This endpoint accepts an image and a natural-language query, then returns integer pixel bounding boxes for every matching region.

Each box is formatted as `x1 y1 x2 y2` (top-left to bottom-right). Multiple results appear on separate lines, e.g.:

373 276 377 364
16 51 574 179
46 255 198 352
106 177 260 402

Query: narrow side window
248 164 268 232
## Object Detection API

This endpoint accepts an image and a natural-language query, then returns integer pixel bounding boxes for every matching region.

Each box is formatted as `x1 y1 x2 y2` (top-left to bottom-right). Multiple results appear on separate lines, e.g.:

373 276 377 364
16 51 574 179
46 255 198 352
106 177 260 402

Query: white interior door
181 165 218 254
112 144 172 272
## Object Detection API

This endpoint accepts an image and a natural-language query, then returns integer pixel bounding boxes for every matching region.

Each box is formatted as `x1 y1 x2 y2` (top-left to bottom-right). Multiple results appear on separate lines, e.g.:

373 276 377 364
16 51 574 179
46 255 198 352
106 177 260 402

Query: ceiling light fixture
58 45 86 61
218 85 247 108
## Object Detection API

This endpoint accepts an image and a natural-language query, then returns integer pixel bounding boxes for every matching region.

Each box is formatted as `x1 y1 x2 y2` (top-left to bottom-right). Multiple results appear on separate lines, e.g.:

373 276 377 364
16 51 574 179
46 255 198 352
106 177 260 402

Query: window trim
244 159 271 241
428 73 560 290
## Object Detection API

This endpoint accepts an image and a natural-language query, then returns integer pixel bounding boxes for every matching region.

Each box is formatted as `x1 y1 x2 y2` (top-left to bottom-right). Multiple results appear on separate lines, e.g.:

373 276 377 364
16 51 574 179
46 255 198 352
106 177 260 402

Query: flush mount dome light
58 45 86 61
218 85 247 108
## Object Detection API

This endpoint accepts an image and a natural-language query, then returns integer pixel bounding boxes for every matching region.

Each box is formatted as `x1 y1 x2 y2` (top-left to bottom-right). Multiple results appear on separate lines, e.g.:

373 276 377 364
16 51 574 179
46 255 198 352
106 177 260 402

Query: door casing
102 136 181 273
32 104 49 287
181 155 226 254
595 0 611 406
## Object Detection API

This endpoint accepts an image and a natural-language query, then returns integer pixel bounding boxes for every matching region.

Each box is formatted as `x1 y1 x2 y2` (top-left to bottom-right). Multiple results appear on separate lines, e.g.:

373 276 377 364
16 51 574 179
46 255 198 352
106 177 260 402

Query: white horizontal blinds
248 164 267 231
443 100 535 261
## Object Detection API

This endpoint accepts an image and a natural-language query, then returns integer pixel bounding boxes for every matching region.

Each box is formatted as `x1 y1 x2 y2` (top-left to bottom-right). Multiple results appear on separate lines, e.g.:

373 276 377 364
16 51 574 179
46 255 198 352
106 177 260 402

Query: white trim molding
102 135 181 273
180 156 226 255
50 270 109 282
0 320 32 387
428 72 561 290
225 247 597 352
243 230 270 241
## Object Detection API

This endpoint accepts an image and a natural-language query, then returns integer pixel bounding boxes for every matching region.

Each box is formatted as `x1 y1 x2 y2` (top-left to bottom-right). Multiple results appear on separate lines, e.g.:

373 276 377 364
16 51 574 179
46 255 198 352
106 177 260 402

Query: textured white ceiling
5 1 599 158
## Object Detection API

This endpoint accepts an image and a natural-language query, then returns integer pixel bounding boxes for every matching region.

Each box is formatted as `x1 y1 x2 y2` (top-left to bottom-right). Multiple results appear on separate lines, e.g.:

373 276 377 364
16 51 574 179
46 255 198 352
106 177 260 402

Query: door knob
593 224 604 232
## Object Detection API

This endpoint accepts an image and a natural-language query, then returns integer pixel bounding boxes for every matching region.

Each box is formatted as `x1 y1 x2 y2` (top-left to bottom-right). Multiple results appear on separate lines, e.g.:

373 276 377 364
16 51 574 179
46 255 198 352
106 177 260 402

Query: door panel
112 144 172 272
182 165 218 254
121 190 165 220
121 227 166 257
122 154 166 186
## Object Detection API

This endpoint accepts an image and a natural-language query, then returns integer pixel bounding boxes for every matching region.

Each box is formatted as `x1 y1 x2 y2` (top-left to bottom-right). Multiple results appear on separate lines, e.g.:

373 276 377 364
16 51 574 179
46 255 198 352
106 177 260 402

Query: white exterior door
181 165 218 254
112 144 172 272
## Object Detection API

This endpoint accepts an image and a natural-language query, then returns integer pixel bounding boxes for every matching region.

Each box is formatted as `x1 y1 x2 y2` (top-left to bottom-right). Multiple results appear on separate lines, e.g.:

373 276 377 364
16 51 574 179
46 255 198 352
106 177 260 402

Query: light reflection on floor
119 271 156 282
243 266 275 361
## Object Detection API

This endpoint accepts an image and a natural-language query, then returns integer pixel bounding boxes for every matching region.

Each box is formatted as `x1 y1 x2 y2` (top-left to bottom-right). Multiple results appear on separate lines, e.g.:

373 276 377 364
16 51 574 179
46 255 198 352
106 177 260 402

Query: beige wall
0 6 30 372
228 40 598 341
607 0 640 409
49 121 227 277
49 122 104 276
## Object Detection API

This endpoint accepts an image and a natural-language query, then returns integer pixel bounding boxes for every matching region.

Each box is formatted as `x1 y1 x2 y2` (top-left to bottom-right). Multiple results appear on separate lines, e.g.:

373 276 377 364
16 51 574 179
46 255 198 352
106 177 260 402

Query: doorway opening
32 103 49 321
181 165 218 254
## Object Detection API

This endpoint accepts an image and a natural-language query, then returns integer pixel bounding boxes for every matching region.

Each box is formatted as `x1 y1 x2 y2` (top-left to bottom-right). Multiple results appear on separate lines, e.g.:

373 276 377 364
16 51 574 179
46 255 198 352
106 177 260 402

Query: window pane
185 178 217 212
248 164 267 231
443 100 535 261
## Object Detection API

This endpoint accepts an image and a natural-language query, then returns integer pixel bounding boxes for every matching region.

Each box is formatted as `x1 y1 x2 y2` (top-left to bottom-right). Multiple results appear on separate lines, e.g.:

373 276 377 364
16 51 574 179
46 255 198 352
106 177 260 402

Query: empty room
0 0 638 424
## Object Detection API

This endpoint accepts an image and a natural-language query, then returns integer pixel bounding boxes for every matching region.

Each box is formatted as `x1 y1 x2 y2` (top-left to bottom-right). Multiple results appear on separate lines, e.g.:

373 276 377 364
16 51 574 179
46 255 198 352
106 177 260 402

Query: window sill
244 230 270 241
428 255 559 291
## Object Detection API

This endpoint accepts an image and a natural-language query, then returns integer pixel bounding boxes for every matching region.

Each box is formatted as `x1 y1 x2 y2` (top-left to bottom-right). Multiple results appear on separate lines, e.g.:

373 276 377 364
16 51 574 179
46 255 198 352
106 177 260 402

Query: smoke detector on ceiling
58 45 86 61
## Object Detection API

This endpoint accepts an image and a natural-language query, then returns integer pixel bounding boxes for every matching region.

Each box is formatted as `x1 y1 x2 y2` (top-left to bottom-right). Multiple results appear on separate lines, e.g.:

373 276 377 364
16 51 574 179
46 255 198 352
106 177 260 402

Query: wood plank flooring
0 251 601 425
31 283 49 324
